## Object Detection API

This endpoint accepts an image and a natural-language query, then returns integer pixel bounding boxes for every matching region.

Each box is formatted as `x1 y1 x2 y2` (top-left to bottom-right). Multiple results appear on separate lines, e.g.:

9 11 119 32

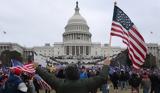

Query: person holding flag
36 58 110 93
110 2 148 93
2 66 28 93
10 59 36 93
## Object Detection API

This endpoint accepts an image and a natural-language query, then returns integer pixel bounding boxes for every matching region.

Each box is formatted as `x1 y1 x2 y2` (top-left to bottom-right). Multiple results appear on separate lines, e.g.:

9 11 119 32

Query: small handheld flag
11 59 35 74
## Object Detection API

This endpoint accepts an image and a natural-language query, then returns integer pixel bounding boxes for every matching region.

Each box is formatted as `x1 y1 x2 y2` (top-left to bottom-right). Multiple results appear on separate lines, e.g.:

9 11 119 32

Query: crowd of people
0 59 54 93
38 61 160 93
46 64 160 93
109 66 160 93
0 58 160 93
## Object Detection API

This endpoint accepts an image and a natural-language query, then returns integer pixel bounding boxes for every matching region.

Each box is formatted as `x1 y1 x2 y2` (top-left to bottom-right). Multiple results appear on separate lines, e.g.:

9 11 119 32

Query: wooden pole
106 1 117 60
107 34 112 60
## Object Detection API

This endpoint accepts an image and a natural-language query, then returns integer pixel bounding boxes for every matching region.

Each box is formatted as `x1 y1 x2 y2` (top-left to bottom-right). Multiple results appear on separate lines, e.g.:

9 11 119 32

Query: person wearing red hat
12 68 22 76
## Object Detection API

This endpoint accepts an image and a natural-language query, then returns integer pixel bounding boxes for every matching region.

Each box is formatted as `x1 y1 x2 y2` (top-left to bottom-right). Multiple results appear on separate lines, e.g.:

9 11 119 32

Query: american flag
11 59 35 74
34 74 52 90
110 5 147 69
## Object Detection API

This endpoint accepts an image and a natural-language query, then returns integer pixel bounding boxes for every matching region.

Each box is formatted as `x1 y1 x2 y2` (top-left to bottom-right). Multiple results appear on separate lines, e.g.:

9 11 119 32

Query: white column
69 34 70 40
71 46 73 55
82 34 84 40
84 46 86 55
82 46 85 55
79 46 80 55
89 46 91 56
69 46 71 55
74 46 77 55
64 46 66 55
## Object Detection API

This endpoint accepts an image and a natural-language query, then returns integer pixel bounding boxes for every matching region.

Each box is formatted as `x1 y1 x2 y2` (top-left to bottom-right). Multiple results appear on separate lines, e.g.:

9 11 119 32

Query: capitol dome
67 5 87 25
68 14 87 25
63 2 92 56
67 2 87 25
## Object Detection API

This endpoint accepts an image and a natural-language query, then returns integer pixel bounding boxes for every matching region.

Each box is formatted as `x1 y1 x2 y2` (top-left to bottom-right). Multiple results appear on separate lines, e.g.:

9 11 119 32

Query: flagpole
107 35 112 60
106 1 116 60
114 1 117 6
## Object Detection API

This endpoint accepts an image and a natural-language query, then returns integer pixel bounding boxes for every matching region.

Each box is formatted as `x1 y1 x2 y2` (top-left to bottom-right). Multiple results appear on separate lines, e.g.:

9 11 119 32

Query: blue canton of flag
113 6 134 30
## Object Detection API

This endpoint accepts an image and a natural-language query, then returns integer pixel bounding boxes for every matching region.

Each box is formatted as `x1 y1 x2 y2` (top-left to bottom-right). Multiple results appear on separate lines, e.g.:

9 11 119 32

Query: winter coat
36 65 109 93
129 73 142 88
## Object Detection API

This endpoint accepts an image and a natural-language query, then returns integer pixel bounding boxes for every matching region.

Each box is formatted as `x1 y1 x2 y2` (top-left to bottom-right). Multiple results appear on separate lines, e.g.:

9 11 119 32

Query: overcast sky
0 0 159 47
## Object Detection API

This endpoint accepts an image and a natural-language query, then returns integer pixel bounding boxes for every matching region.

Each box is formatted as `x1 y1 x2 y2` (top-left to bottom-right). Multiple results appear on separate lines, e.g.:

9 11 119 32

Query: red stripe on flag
129 29 147 53
131 27 144 41
129 46 144 63
128 40 145 60
129 54 141 69
112 22 123 30
111 28 123 35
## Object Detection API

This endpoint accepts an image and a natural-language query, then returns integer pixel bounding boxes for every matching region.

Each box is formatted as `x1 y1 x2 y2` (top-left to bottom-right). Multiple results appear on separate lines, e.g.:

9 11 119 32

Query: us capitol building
0 2 159 66
33 2 124 59
32 2 125 65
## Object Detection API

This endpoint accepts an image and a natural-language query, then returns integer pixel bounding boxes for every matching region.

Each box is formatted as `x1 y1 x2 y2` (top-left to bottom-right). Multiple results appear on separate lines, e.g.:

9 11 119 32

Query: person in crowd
129 73 142 93
101 81 109 93
141 72 151 93
149 71 158 93
110 71 119 93
87 69 99 93
33 76 40 93
21 72 35 93
36 58 110 93
25 59 36 93
150 71 160 93
124 70 130 89
3 68 28 93
157 72 160 93
119 69 126 90
28 73 36 93
56 69 65 79
0 60 5 92
0 73 8 92
80 66 88 79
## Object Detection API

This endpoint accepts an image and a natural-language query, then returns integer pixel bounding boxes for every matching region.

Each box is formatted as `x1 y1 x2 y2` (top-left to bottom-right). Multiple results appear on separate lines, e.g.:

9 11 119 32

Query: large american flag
11 59 35 74
110 5 147 69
